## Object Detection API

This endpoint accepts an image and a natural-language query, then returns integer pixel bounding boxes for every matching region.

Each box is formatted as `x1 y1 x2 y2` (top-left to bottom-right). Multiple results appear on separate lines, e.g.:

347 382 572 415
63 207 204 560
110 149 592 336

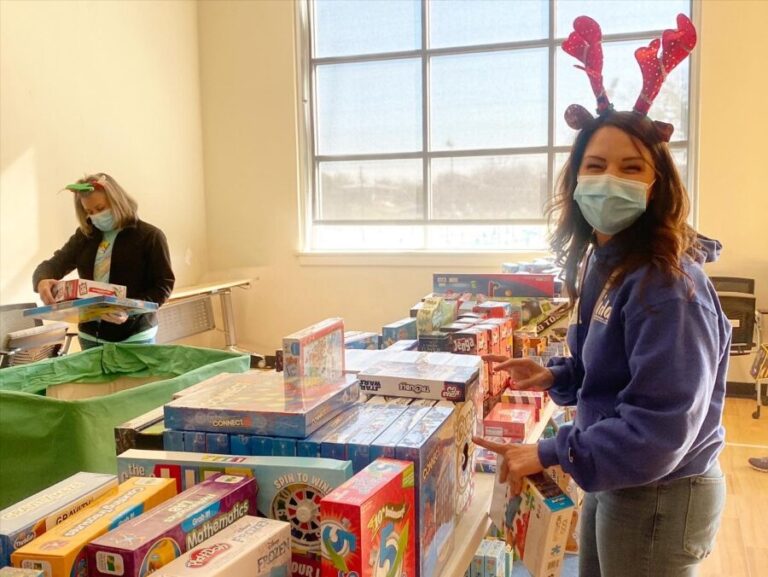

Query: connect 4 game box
283 318 345 382
358 351 481 402
116 451 353 577
149 516 290 577
11 477 175 577
86 474 256 577
395 406 456 577
320 459 416 577
0 472 117 567
164 371 359 438
368 406 433 461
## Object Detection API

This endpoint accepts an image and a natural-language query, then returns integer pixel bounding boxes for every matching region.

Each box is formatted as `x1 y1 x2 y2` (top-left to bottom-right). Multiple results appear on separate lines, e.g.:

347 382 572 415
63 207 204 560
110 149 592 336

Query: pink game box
483 404 535 442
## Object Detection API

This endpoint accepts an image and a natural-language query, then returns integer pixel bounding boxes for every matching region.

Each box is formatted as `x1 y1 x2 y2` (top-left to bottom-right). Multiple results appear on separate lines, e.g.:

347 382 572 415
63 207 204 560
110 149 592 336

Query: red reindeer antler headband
562 13 697 142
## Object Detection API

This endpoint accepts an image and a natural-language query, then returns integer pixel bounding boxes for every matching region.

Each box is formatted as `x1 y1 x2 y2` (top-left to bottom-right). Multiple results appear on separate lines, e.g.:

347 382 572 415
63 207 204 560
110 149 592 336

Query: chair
0 302 74 368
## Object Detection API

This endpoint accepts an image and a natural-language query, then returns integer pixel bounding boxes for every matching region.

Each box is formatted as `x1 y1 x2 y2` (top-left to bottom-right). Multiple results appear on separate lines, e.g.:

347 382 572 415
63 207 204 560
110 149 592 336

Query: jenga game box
11 477 175 577
0 472 117 567
86 474 256 577
507 473 574 577
149 516 290 577
283 318 345 382
320 459 416 577
54 279 127 302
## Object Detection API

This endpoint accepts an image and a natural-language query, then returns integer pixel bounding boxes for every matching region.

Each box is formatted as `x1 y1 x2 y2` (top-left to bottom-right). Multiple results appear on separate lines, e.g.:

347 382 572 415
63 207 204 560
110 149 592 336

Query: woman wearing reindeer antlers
474 14 729 576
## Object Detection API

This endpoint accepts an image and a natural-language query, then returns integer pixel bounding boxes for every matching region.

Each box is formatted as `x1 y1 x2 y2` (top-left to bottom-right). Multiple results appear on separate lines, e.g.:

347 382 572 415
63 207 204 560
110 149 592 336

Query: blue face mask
574 174 650 235
90 209 116 232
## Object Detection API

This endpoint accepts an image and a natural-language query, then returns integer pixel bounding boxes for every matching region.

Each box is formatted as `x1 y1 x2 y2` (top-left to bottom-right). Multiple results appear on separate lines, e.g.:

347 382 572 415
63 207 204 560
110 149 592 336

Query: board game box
283 318 344 382
432 273 555 299
53 279 127 302
116 451 353 577
149 516 290 577
483 404 536 442
320 459 416 577
368 406 433 461
23 296 158 324
164 372 359 438
381 318 418 348
86 474 256 577
11 477 175 577
0 473 117 567
358 351 481 403
115 407 166 454
395 406 456 577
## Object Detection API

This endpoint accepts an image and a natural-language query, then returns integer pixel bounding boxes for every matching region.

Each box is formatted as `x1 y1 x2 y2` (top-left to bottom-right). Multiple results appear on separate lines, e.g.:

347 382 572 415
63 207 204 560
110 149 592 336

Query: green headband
66 183 95 193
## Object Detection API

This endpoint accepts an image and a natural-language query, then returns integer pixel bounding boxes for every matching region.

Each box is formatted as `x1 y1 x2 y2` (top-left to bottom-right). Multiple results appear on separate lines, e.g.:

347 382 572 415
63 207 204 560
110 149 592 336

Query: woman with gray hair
33 173 175 349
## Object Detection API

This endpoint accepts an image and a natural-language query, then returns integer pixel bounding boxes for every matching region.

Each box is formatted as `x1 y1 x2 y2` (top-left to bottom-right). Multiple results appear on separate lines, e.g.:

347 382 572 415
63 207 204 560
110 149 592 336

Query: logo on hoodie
592 292 612 325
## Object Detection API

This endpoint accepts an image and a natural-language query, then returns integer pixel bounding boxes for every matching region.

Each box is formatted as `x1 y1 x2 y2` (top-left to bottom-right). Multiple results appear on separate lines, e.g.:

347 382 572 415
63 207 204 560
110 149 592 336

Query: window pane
313 0 421 58
670 147 688 185
556 40 689 146
431 49 548 150
312 224 425 251
426 224 548 251
556 1 690 38
318 160 423 220
432 154 548 220
430 0 548 48
316 60 422 155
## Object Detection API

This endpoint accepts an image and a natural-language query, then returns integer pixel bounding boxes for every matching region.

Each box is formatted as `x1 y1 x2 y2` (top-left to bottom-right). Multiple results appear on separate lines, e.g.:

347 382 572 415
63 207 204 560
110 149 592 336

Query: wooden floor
700 397 768 577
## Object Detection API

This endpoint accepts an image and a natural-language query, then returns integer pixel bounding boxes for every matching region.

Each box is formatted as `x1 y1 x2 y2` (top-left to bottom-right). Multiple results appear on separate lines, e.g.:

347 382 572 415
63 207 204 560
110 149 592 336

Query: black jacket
32 219 175 342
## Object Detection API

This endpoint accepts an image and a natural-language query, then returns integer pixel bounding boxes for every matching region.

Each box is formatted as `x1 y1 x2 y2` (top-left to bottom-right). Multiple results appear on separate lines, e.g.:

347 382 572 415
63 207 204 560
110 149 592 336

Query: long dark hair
547 111 698 301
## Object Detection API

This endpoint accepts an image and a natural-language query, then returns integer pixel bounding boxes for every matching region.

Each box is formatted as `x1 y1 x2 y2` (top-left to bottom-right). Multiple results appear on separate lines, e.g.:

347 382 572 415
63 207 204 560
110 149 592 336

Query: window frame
296 0 700 255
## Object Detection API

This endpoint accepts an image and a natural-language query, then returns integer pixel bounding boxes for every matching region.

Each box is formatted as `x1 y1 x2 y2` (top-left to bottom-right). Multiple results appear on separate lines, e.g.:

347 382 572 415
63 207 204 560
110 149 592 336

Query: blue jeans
579 462 725 577
78 337 156 350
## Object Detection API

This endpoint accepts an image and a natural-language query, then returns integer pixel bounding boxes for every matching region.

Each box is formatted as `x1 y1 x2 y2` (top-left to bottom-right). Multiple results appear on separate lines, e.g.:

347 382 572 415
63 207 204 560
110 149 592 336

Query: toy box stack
0 472 118 567
395 406 456 577
116 451 352 577
283 318 345 382
11 477 176 577
86 474 256 577
320 459 416 577
148 516 290 577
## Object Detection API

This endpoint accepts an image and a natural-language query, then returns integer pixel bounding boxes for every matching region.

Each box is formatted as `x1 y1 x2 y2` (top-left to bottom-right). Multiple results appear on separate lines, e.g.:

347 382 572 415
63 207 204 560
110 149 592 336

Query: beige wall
0 0 209 308
198 0 768 354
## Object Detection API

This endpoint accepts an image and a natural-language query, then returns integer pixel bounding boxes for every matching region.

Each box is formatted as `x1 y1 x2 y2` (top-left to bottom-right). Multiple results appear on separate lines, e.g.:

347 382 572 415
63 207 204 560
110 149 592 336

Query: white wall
0 0 209 308
198 0 768 354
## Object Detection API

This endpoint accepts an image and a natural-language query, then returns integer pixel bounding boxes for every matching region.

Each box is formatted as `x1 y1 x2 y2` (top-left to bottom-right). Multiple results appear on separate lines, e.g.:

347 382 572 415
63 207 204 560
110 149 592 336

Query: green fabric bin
0 343 249 507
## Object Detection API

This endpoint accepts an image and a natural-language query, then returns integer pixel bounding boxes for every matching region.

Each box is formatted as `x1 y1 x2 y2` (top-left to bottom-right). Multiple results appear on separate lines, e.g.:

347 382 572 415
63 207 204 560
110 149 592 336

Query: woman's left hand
473 436 544 494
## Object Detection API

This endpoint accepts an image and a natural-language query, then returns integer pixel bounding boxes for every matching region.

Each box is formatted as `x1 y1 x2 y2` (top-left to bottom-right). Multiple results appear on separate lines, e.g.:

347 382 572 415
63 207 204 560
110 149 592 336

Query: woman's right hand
37 279 58 305
483 354 554 391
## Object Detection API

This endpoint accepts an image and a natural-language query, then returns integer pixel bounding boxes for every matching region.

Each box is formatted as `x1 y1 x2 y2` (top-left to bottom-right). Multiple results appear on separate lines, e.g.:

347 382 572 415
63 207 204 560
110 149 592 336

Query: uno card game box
149 516 290 577
0 473 117 567
11 477 175 577
283 318 345 382
164 372 359 438
86 474 256 577
320 459 416 577
54 279 127 302
116 451 353 577
358 351 481 402
506 473 574 577
395 406 456 577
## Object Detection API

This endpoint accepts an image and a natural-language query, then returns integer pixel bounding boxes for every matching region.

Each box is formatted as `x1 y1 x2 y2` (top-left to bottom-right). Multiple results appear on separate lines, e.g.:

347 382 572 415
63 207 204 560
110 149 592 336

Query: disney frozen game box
320 459 416 577
86 474 256 577
149 516 290 577
163 372 359 438
358 351 481 402
0 472 117 567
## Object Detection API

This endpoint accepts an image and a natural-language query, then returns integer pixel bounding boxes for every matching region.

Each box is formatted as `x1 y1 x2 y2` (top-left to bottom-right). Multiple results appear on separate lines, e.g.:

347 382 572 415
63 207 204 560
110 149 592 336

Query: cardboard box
507 473 574 577
483 404 535 442
53 279 127 302
164 372 359 438
358 351 481 402
0 472 117 567
86 474 257 577
148 516 290 577
283 318 345 382
320 459 416 577
395 406 456 577
116 450 352 577
11 478 175 577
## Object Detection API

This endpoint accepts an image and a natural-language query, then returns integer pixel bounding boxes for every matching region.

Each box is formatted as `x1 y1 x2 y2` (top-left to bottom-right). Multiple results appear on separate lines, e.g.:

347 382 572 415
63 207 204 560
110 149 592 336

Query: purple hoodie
538 235 731 491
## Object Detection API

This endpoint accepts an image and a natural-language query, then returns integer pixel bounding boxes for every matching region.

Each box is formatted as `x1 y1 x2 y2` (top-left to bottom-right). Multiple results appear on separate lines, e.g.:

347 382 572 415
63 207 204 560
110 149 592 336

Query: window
297 0 696 252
